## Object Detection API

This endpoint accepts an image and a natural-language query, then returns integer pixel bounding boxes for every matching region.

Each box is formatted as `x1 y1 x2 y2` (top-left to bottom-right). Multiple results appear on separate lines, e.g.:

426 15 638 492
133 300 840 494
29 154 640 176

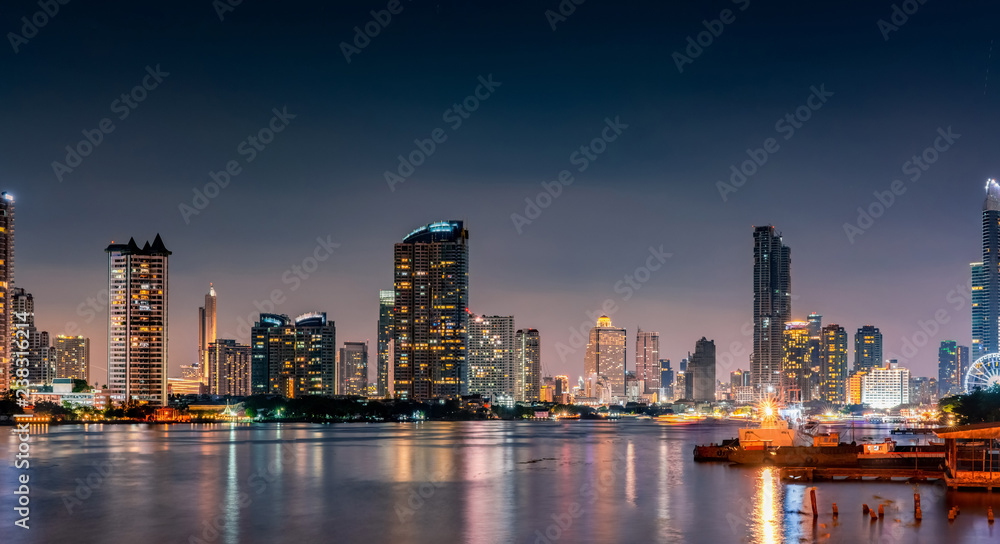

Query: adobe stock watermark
532 449 628 543
671 0 750 73
62 454 127 514
179 106 296 224
226 235 340 339
213 0 243 22
394 461 454 522
544 0 586 31
842 126 959 244
7 0 70 53
51 65 170 182
340 0 412 63
554 245 670 362
384 74 501 192
511 116 627 234
877 0 929 41
886 277 973 368
717 84 833 202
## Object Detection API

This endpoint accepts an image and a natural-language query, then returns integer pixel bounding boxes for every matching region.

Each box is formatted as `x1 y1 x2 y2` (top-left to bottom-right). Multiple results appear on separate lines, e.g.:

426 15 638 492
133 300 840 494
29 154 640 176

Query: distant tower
0 192 13 390
207 339 250 396
782 321 810 403
853 325 883 373
105 235 171 406
635 330 660 394
752 225 791 395
377 290 394 398
688 337 716 402
55 336 90 382
974 179 1000 360
516 328 541 402
938 341 959 397
820 324 848 405
338 341 368 396
198 284 217 386
584 315 626 397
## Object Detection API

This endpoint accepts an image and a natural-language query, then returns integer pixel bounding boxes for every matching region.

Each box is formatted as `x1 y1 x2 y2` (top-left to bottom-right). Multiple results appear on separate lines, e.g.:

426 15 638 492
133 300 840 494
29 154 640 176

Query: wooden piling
810 488 818 518
915 507 922 521
870 507 878 521
988 507 994 523
877 504 884 518
863 504 869 515
832 503 838 517
914 493 920 512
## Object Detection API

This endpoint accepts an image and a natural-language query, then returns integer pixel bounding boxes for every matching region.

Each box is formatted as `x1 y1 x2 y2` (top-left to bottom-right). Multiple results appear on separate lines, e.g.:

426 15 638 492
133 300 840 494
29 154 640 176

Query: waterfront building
0 193 13 390
635 330 660 394
861 362 911 409
658 359 673 402
752 225 791 394
973 179 1000 361
909 376 938 405
584 315 626 396
468 315 515 401
819 324 848 405
105 235 170 406
339 341 368 396
198 284 217 386
782 321 811 403
377 289 394 398
11 288 54 385
847 371 866 405
55 335 90 382
853 325 883 373
393 221 469 401
688 337 716 402
253 312 336 397
207 339 251 396
516 328 541 402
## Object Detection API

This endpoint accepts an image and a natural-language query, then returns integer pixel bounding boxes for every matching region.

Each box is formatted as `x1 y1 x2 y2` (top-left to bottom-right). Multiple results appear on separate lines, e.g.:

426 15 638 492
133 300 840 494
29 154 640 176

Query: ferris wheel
965 353 1000 392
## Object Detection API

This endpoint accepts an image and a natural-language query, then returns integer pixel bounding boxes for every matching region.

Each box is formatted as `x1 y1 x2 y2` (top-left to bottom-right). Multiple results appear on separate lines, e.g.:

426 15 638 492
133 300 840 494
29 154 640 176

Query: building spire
209 282 216 297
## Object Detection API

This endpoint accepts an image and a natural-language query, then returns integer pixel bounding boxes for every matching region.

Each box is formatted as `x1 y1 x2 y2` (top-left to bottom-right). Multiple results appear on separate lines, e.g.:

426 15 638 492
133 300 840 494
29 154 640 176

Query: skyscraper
377 289 394 398
0 193 13 391
10 288 54 385
782 321 811 403
516 328 541 402
198 284 217 386
105 235 170 406
250 313 290 394
659 359 673 400
635 329 660 394
393 221 469 401
752 225 791 394
207 339 250 396
938 341 959 397
819 324 848 405
55 335 90 382
973 179 1000 361
957 345 969 393
339 341 368 396
255 312 336 398
688 337 716 402
853 325 883 374
583 315 626 396
468 315 515 400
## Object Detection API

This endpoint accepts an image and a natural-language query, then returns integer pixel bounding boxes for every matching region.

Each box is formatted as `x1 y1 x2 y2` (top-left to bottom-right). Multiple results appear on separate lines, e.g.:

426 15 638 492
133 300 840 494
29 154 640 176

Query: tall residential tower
198 284 217 386
752 225 791 395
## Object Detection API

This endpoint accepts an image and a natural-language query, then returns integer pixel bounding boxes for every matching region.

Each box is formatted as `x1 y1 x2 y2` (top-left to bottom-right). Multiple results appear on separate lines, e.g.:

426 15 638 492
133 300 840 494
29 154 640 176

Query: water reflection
752 467 781 544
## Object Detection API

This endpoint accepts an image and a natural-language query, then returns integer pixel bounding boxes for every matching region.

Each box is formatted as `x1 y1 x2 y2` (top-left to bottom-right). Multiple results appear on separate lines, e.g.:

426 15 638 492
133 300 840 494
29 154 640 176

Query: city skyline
5 2 999 386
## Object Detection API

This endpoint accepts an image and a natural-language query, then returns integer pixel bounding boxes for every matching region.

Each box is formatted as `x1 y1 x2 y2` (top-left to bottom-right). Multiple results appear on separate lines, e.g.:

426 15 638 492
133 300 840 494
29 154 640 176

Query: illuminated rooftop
985 178 1000 212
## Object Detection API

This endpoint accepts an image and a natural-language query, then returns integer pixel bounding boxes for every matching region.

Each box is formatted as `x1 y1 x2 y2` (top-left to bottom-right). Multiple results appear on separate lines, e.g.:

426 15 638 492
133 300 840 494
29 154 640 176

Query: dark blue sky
2 0 997 381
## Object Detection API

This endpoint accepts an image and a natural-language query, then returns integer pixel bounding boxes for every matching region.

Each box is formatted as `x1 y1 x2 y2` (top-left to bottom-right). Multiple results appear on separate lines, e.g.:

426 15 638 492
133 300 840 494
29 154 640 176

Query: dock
780 467 943 483
889 428 937 435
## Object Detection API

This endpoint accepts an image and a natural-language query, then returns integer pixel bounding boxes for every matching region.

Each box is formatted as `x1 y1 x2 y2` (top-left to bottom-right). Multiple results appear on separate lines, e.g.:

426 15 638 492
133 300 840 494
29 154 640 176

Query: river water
2 420 998 543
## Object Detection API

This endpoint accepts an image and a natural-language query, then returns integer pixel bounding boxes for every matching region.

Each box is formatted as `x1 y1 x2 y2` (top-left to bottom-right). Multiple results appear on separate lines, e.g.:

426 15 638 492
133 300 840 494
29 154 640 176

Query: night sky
3 0 998 383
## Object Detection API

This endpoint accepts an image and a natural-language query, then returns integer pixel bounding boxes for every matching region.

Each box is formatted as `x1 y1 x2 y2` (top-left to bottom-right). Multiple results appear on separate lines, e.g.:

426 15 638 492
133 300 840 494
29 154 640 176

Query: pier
779 467 943 483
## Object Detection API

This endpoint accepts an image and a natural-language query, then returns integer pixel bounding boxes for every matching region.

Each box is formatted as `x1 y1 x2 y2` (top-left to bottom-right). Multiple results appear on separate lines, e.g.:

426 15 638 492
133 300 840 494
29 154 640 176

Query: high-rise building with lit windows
105 235 170 406
635 329 660 394
55 335 90 382
255 312 335 398
338 341 368 396
207 339 250 396
198 284 217 386
584 315 626 396
688 337 716 402
251 313 290 394
0 192 13 391
782 321 811 403
853 325 882 373
468 315 515 400
393 221 468 401
819 324 847 404
974 179 1000 361
938 341 960 397
377 289 394 398
752 225 791 394
516 328 541 402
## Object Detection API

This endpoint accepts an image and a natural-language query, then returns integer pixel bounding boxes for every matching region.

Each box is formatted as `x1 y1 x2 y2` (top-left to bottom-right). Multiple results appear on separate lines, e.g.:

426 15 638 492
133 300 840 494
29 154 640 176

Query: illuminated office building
516 328 541 402
584 315 626 396
853 325 882 373
0 193 12 391
255 312 336 398
752 225 791 393
198 284 217 386
377 289 394 398
250 313 290 394
819 324 847 405
468 315 515 400
973 179 1000 361
105 235 170 406
207 339 250 396
635 329 660 394
938 341 960 396
393 221 469 401
55 335 90 382
782 321 811 403
861 362 910 409
339 341 368 396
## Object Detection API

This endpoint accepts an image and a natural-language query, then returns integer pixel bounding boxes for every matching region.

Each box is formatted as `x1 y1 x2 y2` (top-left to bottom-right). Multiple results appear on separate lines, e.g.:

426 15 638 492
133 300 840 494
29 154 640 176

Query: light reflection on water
2 421 999 544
